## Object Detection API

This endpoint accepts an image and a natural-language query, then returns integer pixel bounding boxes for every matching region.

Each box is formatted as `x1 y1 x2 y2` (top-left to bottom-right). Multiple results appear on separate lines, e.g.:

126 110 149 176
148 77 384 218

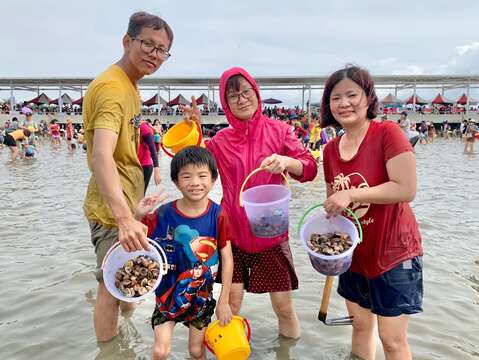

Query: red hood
219 67 263 131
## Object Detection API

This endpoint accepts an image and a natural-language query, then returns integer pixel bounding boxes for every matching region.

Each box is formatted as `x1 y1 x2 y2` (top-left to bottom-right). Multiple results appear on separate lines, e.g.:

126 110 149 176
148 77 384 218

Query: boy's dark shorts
338 256 423 317
89 222 119 283
151 298 216 331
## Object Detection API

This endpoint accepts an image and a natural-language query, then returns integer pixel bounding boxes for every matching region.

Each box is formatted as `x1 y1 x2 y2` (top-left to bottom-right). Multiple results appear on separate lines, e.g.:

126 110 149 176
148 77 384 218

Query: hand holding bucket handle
297 203 363 243
239 167 290 207
101 239 168 275
297 203 362 326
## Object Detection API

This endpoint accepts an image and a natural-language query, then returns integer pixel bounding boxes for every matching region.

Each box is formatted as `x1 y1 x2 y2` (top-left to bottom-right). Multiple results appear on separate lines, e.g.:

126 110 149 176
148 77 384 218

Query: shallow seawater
0 138 478 360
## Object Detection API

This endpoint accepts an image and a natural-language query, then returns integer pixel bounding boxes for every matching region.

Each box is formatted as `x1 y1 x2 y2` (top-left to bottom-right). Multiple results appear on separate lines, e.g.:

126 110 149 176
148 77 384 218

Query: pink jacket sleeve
283 126 318 182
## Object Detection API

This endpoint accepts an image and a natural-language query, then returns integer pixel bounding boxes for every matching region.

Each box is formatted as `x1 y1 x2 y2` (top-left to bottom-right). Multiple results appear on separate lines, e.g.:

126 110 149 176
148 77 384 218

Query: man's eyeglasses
226 88 255 104
132 38 171 60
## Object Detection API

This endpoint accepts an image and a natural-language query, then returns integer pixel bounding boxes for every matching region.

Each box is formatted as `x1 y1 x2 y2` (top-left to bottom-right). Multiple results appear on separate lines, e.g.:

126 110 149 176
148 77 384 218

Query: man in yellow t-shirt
83 11 173 342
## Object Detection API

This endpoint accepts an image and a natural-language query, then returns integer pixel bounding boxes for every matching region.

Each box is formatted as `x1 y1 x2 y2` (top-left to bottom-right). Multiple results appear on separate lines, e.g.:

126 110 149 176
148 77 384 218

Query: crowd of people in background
1 105 478 163
0 100 224 117
0 113 87 161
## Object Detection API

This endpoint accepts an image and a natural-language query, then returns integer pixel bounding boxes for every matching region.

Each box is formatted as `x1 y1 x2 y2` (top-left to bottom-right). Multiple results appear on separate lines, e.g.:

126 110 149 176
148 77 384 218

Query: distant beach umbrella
404 94 429 105
456 93 478 105
431 94 454 105
167 94 190 107
263 98 283 104
143 93 167 107
25 93 52 105
50 93 73 105
72 97 83 106
195 94 209 105
381 93 402 105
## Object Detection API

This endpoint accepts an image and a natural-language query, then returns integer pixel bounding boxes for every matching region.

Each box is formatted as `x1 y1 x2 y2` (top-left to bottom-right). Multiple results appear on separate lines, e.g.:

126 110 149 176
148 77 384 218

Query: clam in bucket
204 316 251 360
298 204 362 276
101 239 168 302
161 119 202 157
239 168 291 238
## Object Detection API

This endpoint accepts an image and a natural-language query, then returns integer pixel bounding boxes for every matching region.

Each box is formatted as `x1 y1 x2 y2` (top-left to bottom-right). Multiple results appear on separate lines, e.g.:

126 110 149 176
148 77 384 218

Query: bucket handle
160 142 175 158
239 167 290 207
161 121 203 158
243 317 251 342
204 317 252 354
297 203 363 244
101 239 169 275
150 240 169 275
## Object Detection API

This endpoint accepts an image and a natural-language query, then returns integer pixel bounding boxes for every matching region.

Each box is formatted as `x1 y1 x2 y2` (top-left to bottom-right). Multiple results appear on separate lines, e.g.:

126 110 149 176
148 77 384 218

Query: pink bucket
239 168 291 238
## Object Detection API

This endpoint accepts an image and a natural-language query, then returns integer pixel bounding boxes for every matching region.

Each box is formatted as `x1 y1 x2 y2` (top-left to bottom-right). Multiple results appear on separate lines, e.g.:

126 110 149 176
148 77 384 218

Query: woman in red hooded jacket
181 67 317 339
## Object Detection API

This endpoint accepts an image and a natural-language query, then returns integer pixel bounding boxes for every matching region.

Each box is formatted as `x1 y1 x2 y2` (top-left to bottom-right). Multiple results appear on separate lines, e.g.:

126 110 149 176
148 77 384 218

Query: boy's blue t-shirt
143 199 229 322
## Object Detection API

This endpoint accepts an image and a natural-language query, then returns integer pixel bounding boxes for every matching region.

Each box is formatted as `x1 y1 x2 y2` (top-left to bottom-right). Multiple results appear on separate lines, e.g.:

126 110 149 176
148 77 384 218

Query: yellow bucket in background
161 120 202 157
204 315 251 360
311 150 321 161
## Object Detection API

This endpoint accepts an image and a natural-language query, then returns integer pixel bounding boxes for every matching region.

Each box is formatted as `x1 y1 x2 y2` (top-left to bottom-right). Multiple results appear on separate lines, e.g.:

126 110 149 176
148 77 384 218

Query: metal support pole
10 86 15 113
207 85 211 110
413 82 416 112
59 86 63 114
466 83 470 117
307 85 312 121
301 86 305 111
394 85 397 97
157 85 161 110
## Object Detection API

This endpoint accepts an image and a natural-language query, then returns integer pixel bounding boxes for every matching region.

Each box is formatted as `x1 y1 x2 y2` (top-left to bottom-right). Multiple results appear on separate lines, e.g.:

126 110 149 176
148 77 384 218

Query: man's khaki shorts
89 222 119 282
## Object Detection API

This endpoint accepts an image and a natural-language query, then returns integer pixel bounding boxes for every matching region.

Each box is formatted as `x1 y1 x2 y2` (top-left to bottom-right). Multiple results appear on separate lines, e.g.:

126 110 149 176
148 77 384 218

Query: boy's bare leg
95 282 120 342
270 291 300 339
188 326 207 360
152 322 175 360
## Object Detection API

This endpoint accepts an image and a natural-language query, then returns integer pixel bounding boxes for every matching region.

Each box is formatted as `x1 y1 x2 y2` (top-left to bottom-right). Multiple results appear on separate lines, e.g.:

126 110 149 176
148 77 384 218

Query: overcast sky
1 0 478 105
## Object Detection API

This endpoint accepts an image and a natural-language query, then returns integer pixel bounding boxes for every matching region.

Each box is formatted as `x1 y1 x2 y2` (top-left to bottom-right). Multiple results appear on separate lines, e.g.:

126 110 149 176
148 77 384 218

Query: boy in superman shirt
134 146 233 360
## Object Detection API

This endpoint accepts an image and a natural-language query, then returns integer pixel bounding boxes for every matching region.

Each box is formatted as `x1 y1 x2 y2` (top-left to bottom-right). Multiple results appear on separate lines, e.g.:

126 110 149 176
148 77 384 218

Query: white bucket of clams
298 204 362 276
102 239 168 302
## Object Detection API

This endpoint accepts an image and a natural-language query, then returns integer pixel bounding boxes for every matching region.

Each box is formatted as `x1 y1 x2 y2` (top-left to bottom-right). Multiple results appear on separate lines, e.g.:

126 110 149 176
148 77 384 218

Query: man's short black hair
171 146 218 182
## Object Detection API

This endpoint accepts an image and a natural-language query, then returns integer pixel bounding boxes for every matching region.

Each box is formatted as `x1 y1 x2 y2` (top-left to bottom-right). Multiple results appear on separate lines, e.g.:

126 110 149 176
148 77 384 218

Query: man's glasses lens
136 39 170 60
